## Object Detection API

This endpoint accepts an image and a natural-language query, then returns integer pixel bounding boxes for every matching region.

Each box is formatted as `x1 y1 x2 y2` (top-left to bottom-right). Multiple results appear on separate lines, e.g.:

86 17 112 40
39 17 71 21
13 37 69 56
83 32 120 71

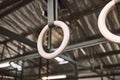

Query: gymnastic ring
98 0 120 43
37 21 70 59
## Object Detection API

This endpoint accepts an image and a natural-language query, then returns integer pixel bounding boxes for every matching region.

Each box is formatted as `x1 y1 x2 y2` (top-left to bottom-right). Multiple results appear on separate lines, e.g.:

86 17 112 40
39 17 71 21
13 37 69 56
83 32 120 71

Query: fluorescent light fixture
59 61 69 64
0 62 10 68
80 49 86 55
55 57 69 64
0 62 22 71
18 67 22 71
55 57 64 62
10 62 22 71
0 75 14 79
42 75 66 80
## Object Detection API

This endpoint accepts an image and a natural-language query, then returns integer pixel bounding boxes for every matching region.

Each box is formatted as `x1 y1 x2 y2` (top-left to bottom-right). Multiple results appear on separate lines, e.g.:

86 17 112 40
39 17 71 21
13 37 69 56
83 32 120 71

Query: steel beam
0 0 34 18
0 26 120 63
38 58 42 79
5 56 120 71
0 0 20 11
14 69 18 80
59 55 76 64
0 27 36 48
0 27 120 64
0 71 15 77
18 71 120 79
0 27 76 64
1 49 120 67
79 50 120 61
64 37 107 51
0 51 38 63
18 63 120 76
0 0 19 10
77 72 120 79
61 0 109 21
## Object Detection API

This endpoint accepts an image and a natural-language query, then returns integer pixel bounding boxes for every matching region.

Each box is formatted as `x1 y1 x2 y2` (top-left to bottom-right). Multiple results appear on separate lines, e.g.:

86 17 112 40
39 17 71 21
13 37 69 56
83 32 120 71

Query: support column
14 69 18 80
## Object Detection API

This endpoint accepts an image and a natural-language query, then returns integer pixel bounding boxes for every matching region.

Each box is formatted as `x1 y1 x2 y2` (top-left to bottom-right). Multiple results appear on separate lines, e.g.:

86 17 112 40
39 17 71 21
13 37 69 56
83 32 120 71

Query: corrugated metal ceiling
0 0 120 80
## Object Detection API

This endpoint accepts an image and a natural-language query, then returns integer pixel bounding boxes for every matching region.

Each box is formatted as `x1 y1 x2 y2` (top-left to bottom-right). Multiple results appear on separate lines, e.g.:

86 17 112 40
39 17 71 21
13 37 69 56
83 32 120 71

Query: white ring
37 21 70 59
98 0 120 43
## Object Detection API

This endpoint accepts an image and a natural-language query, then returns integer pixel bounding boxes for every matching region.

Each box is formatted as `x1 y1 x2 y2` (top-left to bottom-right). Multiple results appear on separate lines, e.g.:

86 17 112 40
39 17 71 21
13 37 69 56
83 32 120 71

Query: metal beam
0 27 120 64
59 55 76 64
0 0 111 51
0 0 34 18
0 51 76 65
1 49 120 66
0 26 43 45
61 0 109 21
64 37 107 51
78 73 120 79
23 63 120 79
0 51 38 63
79 50 120 61
0 27 76 64
0 26 120 63
78 63 120 71
0 0 109 46
0 0 19 10
17 63 120 76
0 70 15 77
18 70 120 79
0 27 36 48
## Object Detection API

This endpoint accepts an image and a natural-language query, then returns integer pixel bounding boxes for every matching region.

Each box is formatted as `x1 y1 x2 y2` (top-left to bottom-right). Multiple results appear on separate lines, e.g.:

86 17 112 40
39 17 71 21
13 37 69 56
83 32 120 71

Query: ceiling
0 0 120 80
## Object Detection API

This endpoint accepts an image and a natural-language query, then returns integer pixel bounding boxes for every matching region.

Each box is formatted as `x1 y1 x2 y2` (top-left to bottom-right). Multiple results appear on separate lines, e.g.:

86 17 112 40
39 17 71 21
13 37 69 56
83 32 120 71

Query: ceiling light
0 62 10 68
42 75 66 80
10 62 22 71
55 57 69 64
59 61 69 64
55 57 64 62
0 75 14 79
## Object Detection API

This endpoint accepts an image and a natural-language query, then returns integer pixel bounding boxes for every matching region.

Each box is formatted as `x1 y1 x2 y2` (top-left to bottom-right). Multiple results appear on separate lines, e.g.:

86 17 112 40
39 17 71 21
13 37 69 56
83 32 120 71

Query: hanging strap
47 0 58 50
48 0 58 27
37 0 70 59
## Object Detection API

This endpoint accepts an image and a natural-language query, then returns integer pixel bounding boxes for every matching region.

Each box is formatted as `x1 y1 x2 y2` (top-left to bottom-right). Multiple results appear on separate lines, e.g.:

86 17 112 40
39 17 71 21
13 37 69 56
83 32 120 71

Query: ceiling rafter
0 0 34 18
0 0 19 10
1 25 120 63
0 0 120 79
